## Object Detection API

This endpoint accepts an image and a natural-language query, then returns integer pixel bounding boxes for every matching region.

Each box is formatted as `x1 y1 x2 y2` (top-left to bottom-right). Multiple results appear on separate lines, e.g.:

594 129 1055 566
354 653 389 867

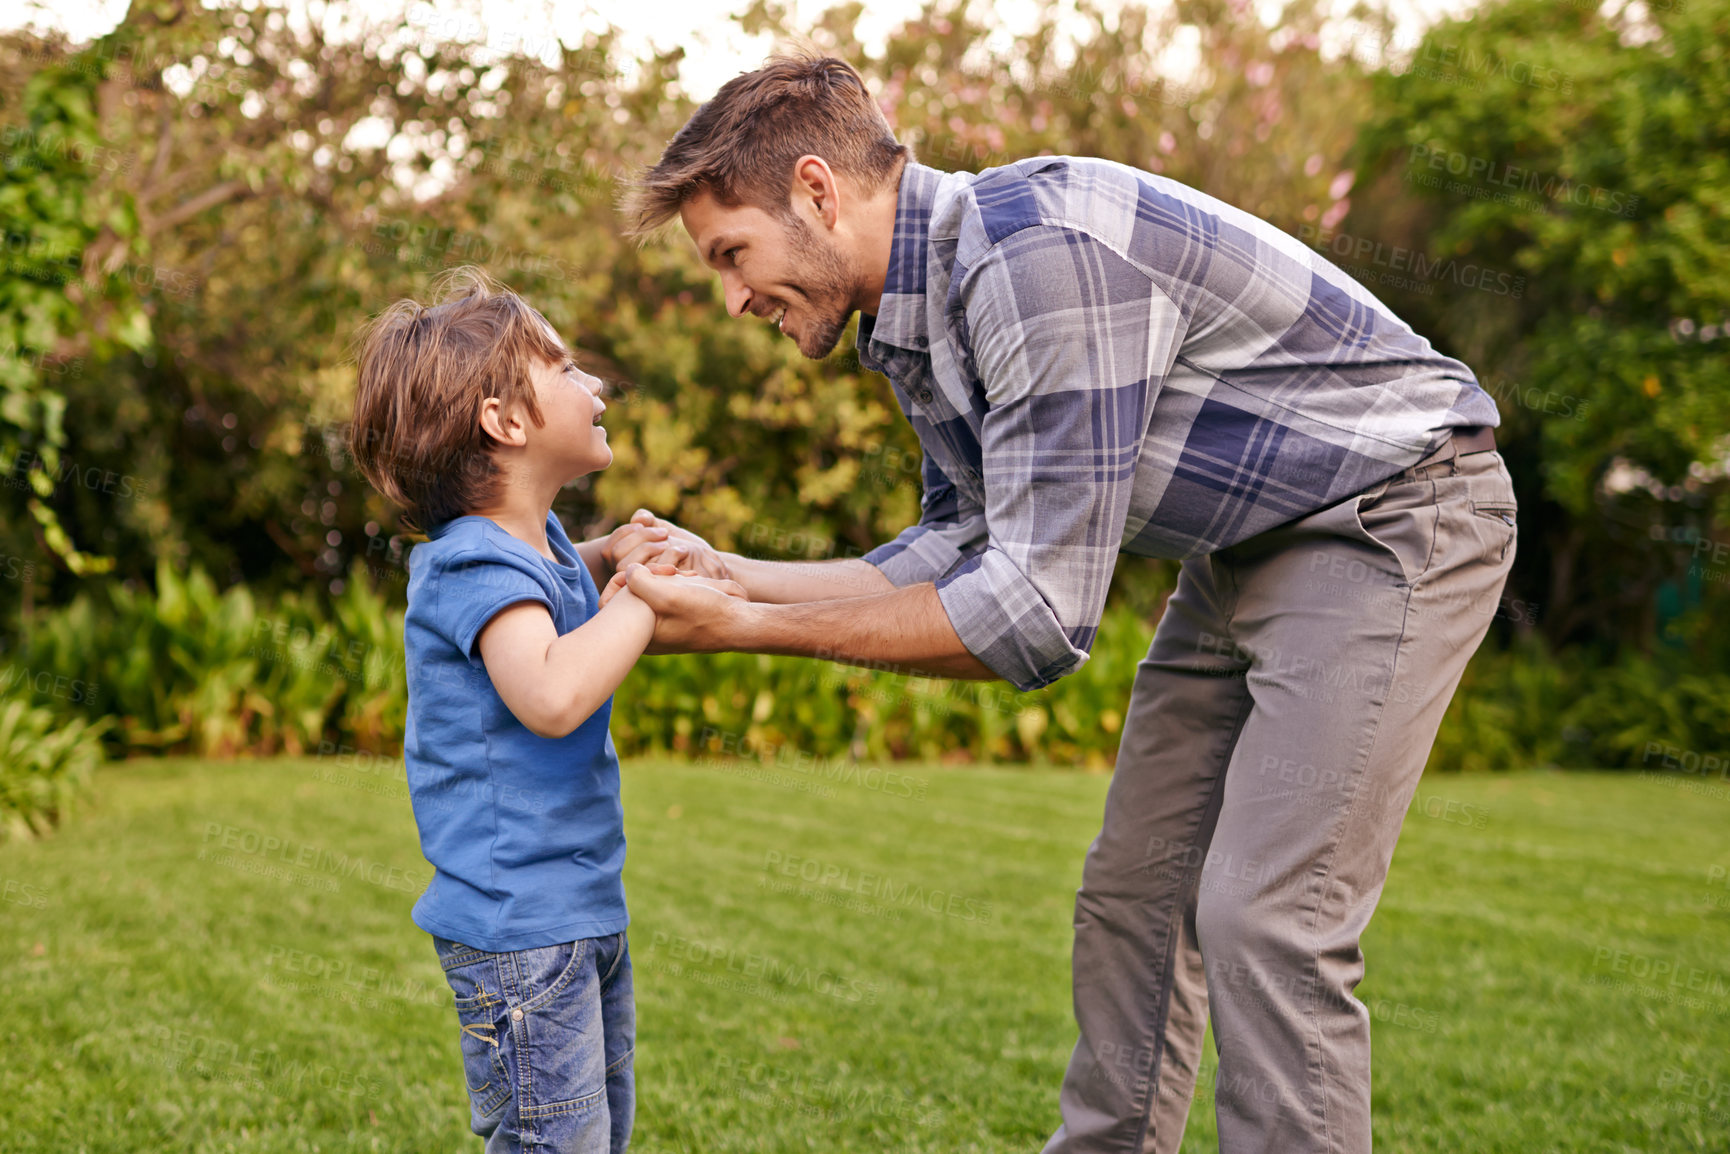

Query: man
615 53 1517 1154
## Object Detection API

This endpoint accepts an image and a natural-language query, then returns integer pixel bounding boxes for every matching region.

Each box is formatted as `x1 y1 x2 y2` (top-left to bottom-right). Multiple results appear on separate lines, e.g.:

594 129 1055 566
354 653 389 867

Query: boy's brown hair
350 266 563 530
624 51 909 236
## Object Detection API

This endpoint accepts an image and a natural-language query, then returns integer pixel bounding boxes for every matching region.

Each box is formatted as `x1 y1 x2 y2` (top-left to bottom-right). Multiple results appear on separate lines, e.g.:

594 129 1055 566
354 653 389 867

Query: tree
0 45 149 583
1348 0 1730 656
2 0 1382 624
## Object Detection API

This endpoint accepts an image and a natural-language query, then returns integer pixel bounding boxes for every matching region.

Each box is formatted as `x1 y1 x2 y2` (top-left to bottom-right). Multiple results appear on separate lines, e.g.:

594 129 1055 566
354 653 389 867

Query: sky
1 0 1482 99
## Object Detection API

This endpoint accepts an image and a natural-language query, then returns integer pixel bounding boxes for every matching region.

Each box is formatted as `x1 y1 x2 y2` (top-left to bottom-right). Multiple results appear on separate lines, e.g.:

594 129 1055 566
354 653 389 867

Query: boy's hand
603 509 731 581
600 512 670 573
601 561 677 606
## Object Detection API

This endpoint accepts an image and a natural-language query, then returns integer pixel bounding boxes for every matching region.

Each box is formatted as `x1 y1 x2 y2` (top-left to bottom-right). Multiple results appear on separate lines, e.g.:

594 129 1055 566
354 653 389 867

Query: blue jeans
433 931 635 1154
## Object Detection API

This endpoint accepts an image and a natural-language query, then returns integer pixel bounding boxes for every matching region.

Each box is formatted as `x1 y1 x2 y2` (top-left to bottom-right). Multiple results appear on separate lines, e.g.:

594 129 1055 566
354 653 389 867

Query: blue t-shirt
401 511 627 952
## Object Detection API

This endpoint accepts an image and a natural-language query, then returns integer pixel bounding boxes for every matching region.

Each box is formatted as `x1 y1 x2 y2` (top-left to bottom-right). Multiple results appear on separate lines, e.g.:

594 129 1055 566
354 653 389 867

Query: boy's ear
478 396 529 449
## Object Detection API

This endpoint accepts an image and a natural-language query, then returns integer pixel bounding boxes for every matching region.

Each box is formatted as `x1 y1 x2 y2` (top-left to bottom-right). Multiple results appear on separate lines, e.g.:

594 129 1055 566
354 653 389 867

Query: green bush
1426 638 1730 773
612 599 1149 768
7 563 1724 792
0 692 107 842
3 563 404 758
0 561 1149 766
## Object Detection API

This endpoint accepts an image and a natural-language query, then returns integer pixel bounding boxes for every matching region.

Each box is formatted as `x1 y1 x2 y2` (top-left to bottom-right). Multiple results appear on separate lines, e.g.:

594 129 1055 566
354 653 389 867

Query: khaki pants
1044 443 1517 1154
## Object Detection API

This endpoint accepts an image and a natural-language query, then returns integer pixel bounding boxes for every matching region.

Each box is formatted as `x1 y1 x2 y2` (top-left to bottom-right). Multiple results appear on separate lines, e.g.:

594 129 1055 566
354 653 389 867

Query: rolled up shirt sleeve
862 449 989 587
933 225 1184 691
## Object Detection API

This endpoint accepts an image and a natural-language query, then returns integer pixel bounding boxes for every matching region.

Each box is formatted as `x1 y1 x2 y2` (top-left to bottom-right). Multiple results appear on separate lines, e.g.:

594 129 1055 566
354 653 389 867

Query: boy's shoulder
403 515 586 659
413 515 521 565
405 517 510 581
405 513 586 617
407 516 550 605
410 513 576 571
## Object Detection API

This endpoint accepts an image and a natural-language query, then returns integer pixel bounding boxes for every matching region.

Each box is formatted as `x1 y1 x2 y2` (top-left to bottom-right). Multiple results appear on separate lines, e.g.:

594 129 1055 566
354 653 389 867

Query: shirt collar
857 161 944 369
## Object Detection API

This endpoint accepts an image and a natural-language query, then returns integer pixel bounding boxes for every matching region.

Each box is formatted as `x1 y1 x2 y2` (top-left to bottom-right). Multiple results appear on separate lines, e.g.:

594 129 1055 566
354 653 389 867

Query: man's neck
856 157 909 317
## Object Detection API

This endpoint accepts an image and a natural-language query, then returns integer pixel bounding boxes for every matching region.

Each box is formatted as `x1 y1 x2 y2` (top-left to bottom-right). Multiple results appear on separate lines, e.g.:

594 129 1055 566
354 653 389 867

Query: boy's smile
531 354 612 477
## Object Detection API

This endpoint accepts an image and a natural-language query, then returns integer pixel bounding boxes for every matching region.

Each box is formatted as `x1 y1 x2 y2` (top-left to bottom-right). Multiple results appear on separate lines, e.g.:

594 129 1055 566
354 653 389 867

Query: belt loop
1446 430 1463 477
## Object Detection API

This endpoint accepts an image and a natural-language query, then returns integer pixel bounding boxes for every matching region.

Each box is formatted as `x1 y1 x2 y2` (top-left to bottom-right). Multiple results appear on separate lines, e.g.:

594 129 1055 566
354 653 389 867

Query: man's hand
624 566 997 678
605 559 746 612
602 509 732 580
623 563 756 653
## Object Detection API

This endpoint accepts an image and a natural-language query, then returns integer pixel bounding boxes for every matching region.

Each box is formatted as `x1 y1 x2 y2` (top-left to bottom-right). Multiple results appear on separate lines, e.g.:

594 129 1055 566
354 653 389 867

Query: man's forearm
722 554 896 604
723 580 997 680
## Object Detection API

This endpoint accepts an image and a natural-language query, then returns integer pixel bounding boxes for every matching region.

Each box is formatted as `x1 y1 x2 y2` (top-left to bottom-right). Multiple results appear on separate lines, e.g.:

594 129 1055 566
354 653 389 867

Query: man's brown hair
350 266 562 530
625 52 910 236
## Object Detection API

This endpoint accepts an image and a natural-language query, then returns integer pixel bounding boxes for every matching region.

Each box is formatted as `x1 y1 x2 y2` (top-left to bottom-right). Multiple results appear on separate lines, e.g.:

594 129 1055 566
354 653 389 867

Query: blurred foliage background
1 0 1726 834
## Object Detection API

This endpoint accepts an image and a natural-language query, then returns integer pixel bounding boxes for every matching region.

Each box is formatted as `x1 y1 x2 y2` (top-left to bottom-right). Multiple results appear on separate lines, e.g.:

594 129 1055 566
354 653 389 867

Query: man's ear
478 396 529 448
792 154 841 230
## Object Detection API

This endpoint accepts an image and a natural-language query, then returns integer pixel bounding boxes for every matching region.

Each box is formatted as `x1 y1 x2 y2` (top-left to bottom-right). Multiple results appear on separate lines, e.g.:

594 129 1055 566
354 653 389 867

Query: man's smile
752 299 791 331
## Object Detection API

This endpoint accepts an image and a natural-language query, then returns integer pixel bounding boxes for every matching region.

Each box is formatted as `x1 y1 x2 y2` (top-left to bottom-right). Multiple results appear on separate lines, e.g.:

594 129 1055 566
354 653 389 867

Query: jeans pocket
440 950 513 1120
514 939 611 1124
513 938 588 1011
594 931 627 988
597 933 636 1082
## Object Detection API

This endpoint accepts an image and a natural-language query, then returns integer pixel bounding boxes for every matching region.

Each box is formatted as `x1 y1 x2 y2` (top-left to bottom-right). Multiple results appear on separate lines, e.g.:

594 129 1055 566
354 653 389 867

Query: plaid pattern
859 159 1498 690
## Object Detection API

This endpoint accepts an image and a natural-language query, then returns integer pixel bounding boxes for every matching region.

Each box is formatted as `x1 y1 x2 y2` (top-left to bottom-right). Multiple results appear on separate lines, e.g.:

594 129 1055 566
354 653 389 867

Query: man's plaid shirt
857 159 1499 691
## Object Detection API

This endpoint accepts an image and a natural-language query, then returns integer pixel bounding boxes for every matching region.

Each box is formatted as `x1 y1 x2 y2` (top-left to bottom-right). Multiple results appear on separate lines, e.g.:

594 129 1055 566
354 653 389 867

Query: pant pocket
515 940 611 1124
442 954 513 1120
1459 454 1518 563
1351 486 1424 587
1469 501 1517 562
1471 500 1517 526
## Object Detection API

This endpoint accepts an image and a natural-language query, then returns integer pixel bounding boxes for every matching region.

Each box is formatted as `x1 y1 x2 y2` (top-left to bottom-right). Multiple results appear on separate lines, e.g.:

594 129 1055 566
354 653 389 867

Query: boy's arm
478 569 749 739
477 591 655 740
573 538 615 589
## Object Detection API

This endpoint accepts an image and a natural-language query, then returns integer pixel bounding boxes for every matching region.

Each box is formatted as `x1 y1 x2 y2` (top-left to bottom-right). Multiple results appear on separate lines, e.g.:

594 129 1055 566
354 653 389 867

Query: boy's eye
725 246 742 264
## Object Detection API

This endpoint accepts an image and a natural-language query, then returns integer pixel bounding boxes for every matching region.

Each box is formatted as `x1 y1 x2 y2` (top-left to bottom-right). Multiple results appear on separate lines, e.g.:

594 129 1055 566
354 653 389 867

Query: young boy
350 267 740 1153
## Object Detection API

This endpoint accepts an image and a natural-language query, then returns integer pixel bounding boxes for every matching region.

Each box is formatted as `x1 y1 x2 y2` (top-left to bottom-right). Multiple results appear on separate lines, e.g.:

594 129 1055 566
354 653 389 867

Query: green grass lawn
2 756 1728 1152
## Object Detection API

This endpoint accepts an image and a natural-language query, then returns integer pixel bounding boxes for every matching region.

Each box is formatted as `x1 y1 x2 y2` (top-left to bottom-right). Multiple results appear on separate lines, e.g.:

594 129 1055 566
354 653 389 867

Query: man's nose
723 274 753 319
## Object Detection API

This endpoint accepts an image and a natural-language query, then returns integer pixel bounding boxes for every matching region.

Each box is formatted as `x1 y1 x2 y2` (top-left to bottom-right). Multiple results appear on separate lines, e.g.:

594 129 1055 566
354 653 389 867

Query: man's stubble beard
783 214 859 360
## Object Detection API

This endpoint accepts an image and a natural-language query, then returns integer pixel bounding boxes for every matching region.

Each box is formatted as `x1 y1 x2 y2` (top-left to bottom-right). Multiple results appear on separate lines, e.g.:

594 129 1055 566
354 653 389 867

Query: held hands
598 513 748 654
600 509 731 581
615 562 752 655
599 561 748 612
